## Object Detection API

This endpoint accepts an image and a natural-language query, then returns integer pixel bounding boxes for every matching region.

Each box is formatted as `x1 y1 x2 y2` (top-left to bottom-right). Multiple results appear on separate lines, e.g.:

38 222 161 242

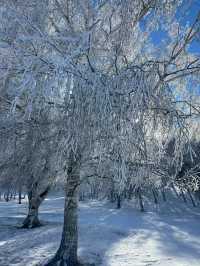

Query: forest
0 1 200 266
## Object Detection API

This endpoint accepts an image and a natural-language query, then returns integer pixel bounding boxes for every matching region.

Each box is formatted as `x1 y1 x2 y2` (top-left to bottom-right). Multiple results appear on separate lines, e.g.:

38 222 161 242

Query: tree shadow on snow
0 199 200 266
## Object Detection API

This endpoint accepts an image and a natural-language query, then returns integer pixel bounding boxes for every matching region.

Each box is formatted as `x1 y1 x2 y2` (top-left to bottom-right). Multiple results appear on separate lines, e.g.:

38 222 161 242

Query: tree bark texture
46 152 80 266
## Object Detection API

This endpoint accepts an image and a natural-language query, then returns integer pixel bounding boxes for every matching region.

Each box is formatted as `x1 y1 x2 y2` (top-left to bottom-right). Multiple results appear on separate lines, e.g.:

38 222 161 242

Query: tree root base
19 218 42 229
44 257 95 266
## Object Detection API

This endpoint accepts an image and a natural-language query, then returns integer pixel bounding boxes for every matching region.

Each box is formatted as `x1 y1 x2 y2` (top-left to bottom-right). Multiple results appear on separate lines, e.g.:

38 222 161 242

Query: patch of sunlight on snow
0 241 7 246
45 197 65 201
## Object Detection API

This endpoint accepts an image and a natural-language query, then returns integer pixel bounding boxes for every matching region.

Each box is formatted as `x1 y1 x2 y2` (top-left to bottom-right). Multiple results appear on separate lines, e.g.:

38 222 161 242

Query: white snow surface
0 195 200 266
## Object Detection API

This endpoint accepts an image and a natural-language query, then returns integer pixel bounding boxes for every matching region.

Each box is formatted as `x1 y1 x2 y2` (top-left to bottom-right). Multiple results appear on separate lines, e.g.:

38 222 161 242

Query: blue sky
149 0 200 55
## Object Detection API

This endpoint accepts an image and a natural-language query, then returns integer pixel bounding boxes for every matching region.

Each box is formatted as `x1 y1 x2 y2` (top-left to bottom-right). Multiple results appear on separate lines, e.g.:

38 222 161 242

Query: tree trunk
18 184 22 204
161 188 166 202
46 155 80 266
128 184 135 200
152 189 158 204
13 190 16 199
171 184 179 198
109 181 116 203
117 194 121 209
4 189 10 202
21 185 50 229
180 188 187 203
187 188 196 207
21 195 41 228
194 189 200 201
138 187 144 212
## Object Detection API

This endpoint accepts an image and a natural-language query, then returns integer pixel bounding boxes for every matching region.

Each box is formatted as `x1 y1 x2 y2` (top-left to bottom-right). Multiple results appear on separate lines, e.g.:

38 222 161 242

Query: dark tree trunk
18 184 22 204
109 181 116 203
187 188 196 207
152 189 158 204
46 152 80 266
21 185 50 229
4 189 10 202
128 184 135 200
180 188 187 203
194 189 200 201
161 188 166 202
117 194 121 209
21 196 41 228
137 187 144 212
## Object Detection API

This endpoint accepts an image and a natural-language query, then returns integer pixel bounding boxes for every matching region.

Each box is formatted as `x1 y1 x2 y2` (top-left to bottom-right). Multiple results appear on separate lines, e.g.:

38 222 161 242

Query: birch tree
0 0 200 265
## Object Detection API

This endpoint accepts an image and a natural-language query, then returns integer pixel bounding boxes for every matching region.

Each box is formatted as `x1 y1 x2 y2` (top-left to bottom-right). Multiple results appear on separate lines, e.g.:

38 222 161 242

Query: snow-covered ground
0 195 200 266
